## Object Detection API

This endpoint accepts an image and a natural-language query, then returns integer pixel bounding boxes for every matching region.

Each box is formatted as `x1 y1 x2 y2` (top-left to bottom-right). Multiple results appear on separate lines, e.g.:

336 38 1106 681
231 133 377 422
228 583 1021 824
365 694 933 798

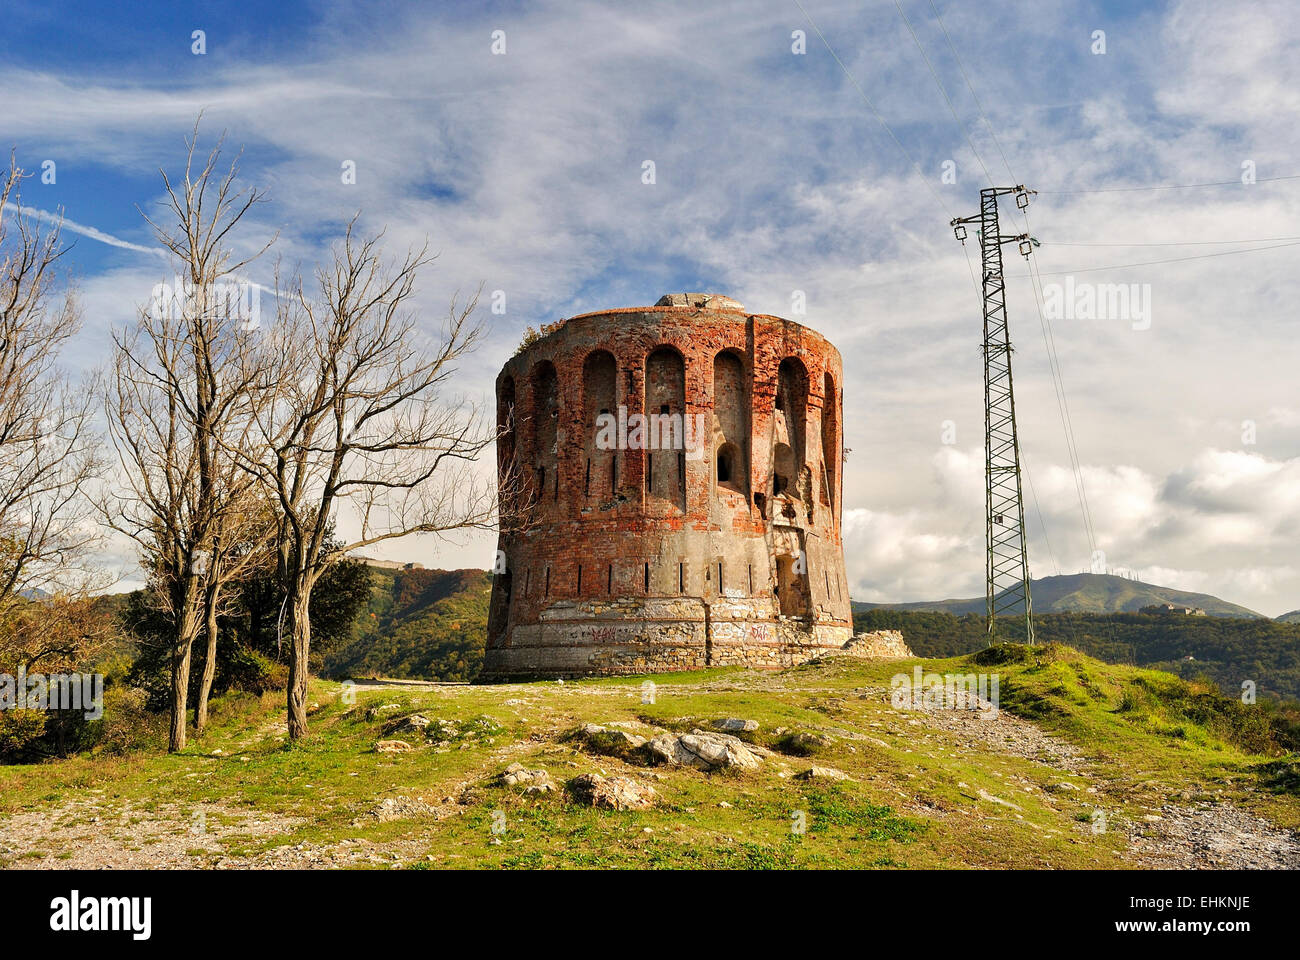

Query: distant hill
323 566 492 681
852 573 1263 620
1277 610 1300 624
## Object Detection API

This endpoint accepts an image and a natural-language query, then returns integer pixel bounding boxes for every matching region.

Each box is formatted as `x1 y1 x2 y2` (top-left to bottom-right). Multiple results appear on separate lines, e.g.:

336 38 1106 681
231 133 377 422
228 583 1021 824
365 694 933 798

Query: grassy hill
854 608 1300 702
852 573 1264 619
323 566 492 681
1 644 1296 869
1278 610 1300 624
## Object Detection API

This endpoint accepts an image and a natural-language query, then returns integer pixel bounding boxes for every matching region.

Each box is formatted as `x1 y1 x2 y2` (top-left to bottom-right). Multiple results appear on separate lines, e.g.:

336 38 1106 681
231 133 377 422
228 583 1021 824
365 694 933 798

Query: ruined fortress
481 294 853 680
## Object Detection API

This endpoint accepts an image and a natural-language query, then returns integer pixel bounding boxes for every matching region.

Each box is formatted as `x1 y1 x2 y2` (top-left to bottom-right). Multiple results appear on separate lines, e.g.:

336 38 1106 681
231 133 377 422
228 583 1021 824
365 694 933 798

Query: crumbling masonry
481 294 852 679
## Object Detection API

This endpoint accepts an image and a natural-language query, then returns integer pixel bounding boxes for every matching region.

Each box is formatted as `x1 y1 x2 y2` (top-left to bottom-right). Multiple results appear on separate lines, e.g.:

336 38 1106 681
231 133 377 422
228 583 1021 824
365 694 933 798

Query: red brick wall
482 301 851 679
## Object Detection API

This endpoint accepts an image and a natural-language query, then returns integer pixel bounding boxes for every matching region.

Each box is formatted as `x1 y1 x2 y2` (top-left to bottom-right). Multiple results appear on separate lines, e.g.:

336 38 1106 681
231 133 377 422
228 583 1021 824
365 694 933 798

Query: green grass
1 643 1294 868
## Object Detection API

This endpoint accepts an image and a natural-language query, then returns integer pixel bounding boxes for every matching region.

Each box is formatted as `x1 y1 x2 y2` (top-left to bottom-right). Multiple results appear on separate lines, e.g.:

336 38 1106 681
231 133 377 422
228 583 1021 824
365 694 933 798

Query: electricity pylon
951 186 1037 645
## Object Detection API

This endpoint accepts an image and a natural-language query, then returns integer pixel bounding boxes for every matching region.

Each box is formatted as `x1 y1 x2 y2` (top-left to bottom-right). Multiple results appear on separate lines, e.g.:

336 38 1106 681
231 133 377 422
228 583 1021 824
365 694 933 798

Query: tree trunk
168 633 195 752
194 586 219 735
286 589 312 740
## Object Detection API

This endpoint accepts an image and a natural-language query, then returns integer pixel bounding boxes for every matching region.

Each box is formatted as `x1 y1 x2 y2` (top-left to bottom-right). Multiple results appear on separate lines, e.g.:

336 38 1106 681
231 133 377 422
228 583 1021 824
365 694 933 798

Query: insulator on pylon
954 224 967 243
1015 189 1030 209
1018 238 1032 257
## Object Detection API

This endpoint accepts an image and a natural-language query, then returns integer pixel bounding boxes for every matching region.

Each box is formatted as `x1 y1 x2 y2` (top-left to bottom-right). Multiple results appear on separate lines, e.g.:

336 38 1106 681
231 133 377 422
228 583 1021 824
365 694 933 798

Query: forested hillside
323 566 492 681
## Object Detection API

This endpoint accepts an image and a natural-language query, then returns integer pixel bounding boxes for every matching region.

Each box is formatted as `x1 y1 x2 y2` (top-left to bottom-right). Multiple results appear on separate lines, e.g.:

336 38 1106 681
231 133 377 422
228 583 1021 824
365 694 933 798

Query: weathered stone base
478 596 852 681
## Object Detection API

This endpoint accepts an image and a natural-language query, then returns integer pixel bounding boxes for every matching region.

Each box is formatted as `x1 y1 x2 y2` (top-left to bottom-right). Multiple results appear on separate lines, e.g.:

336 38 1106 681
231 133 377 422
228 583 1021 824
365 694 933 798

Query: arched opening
821 372 838 511
532 361 559 501
716 443 736 484
775 553 808 617
772 441 795 497
582 350 617 502
773 357 810 515
496 375 519 522
497 375 516 469
775 357 809 466
487 568 512 649
712 350 748 498
645 346 686 509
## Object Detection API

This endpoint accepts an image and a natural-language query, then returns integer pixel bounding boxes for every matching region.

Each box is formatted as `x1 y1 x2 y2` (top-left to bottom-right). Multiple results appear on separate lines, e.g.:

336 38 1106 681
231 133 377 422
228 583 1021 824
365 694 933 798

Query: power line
1022 453 1059 576
1038 174 1300 195
1021 239 1300 277
791 0 957 222
1043 236 1300 247
926 0 1018 184
891 0 993 187
1022 232 1100 561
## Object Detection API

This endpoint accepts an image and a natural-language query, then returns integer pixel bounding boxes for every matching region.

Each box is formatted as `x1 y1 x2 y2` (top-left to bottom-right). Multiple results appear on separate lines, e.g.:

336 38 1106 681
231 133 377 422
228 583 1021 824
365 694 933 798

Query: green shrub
0 709 47 758
91 687 165 755
225 646 289 695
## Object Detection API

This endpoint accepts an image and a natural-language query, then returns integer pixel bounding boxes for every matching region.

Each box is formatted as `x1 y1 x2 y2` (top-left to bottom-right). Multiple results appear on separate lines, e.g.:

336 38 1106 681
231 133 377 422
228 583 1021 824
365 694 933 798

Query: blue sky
4 0 1300 614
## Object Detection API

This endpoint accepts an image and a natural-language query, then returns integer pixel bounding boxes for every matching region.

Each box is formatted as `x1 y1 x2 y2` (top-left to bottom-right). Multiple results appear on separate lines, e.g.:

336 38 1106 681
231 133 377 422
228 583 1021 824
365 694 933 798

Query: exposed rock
373 796 446 821
796 765 854 782
496 762 557 794
364 703 401 721
382 713 431 736
837 630 913 659
778 731 834 755
1121 802 1300 869
572 723 648 760
978 788 1023 811
645 730 762 771
374 739 414 753
710 718 759 733
567 773 657 811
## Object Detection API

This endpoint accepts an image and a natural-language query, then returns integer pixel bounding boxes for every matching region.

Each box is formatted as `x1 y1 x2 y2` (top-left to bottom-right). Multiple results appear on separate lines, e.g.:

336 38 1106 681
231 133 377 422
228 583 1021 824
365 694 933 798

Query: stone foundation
478 595 852 680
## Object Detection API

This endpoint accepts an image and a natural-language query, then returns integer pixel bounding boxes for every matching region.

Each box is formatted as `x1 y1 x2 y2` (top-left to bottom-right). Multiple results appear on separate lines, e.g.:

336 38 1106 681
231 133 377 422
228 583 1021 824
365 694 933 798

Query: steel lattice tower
952 186 1036 644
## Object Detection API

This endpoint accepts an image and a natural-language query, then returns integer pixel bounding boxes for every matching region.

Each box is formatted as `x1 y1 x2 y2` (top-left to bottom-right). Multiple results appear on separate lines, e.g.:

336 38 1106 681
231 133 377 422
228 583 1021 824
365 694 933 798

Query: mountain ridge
851 572 1264 619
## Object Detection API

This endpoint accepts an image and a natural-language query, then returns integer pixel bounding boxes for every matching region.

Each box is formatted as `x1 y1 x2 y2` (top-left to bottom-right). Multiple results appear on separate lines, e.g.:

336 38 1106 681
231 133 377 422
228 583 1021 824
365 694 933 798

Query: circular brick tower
481 293 851 680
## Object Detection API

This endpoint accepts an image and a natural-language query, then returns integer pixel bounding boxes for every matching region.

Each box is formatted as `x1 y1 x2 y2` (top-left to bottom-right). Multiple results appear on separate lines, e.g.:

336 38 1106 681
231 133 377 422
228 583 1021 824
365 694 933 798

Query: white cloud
5 0 1299 615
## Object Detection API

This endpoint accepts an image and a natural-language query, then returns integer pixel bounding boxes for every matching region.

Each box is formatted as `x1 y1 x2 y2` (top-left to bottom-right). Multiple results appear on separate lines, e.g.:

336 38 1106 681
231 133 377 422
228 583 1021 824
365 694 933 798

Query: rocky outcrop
796 765 854 782
497 763 556 794
645 729 763 771
382 713 431 736
567 773 657 810
836 630 913 659
571 723 649 760
710 718 759 733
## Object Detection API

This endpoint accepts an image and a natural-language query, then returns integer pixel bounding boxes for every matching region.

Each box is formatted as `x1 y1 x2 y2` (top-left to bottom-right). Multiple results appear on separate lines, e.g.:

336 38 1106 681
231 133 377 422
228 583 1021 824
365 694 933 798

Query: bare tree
0 154 103 637
248 221 496 739
193 494 274 733
101 125 274 752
